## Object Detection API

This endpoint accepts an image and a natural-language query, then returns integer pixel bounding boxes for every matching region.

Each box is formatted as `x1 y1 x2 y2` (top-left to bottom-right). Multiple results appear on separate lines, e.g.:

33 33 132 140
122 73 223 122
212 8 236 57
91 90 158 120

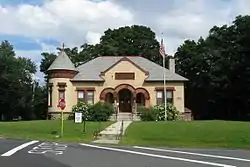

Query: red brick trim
135 88 150 100
155 87 176 91
115 84 136 98
99 87 117 100
75 87 96 91
49 70 78 79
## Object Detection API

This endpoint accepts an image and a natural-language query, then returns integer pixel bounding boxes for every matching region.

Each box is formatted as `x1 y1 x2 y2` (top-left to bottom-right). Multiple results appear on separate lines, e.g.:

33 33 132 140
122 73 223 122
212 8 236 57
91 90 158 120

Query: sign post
83 107 86 133
58 98 66 137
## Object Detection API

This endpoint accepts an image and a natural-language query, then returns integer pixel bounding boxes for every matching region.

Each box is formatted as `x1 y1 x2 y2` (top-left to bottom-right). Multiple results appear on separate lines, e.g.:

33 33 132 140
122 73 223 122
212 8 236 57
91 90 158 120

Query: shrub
153 103 179 121
137 103 179 121
88 102 114 121
137 106 156 121
70 102 90 120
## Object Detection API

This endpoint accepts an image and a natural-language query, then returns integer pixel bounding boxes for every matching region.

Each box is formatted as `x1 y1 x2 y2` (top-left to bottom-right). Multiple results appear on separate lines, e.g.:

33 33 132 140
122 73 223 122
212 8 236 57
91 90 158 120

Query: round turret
47 45 78 120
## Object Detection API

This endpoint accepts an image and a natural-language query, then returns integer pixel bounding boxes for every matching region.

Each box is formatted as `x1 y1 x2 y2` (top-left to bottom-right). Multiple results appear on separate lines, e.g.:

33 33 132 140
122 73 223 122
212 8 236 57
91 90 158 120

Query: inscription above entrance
115 72 135 80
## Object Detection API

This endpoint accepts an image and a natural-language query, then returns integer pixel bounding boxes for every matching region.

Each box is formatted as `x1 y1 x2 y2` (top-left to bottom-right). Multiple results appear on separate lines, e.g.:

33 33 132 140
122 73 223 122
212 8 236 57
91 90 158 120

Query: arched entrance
115 84 136 113
135 88 150 108
118 89 132 112
100 87 117 103
136 93 145 106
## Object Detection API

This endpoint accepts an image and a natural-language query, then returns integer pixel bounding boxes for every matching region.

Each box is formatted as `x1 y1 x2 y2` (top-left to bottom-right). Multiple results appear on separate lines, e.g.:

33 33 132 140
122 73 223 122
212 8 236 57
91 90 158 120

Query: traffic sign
58 98 66 110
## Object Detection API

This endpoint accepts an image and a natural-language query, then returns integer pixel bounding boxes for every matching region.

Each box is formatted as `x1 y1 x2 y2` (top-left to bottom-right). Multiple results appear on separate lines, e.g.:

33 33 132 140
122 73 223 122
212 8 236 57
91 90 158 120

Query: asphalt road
0 137 250 167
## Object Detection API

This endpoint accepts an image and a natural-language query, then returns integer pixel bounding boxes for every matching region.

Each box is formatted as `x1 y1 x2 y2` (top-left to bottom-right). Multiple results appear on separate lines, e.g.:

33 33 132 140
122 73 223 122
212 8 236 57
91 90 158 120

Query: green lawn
0 120 112 143
120 120 250 149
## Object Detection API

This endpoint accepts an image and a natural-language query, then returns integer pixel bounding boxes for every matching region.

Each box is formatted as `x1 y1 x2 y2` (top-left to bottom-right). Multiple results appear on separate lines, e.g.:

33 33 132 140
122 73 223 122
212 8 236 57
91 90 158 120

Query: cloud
1 0 250 82
0 0 135 46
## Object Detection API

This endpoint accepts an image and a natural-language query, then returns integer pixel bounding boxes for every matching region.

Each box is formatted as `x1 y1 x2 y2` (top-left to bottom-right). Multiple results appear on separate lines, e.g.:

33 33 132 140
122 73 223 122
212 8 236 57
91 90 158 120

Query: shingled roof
47 50 77 72
72 56 188 81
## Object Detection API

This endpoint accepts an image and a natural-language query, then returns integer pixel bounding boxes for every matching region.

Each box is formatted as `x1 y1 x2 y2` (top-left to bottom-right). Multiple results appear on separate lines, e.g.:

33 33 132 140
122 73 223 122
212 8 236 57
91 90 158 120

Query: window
156 91 163 105
115 72 135 80
76 89 94 104
166 91 173 103
77 91 85 102
59 90 65 100
87 91 94 104
156 90 173 105
48 86 52 107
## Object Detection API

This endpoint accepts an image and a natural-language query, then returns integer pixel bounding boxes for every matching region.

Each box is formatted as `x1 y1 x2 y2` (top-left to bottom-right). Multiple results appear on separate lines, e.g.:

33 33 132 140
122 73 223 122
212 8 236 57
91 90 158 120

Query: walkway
92 120 132 144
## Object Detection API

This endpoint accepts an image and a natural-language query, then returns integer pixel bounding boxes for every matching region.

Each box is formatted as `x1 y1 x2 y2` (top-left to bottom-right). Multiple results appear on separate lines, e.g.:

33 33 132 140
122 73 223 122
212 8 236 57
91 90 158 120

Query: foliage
153 104 180 121
71 102 114 121
175 15 250 120
138 103 179 121
88 102 114 121
137 106 155 121
98 25 162 65
32 85 48 120
40 52 57 83
70 102 90 120
72 101 89 113
0 40 46 121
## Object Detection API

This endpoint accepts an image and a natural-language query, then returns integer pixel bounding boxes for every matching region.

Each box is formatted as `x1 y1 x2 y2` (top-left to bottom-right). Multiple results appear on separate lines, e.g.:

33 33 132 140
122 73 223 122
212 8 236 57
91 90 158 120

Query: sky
1 0 250 85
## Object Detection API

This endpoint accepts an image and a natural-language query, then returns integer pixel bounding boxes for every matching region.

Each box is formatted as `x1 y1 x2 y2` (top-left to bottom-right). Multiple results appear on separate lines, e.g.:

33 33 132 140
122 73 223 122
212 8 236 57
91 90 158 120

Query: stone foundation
179 108 193 121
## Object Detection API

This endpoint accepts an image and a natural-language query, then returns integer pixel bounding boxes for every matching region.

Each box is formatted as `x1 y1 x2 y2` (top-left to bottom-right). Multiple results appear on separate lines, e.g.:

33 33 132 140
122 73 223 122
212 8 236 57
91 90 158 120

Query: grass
0 120 112 143
120 120 250 149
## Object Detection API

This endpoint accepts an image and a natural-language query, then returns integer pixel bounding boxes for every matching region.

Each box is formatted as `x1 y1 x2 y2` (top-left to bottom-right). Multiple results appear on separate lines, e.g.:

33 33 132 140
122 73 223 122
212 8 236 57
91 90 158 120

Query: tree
40 52 57 83
0 40 38 120
175 15 250 120
99 25 162 65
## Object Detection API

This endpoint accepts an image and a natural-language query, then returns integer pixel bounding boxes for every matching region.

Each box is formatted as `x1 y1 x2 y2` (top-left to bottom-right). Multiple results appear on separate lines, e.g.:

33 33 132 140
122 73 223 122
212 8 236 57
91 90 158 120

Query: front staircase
110 112 140 121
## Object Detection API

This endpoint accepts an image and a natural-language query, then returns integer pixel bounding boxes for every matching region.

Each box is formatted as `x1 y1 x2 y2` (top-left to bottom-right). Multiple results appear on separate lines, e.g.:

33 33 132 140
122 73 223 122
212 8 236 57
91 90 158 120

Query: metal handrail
118 120 124 140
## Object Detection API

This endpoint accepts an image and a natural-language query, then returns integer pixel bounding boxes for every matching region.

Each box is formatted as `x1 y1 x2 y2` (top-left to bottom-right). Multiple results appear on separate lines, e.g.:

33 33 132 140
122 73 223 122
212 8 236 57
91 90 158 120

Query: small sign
75 112 82 123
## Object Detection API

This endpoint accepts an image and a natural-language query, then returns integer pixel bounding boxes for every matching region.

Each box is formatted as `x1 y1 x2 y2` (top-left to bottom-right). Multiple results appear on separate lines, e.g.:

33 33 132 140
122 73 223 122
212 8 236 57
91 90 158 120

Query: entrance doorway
118 89 132 112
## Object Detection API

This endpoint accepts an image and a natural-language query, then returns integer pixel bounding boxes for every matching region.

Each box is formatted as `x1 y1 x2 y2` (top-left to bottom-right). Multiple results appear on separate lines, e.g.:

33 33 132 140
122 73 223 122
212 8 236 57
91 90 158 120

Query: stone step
109 112 141 121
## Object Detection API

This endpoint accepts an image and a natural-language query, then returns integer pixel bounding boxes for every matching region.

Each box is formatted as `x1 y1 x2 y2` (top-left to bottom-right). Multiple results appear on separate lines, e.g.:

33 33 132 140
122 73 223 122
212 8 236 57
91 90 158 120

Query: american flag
159 38 165 57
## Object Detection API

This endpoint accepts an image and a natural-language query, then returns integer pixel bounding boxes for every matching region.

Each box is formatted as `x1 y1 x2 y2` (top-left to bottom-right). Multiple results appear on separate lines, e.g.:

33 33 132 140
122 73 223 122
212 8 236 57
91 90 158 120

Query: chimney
168 56 175 73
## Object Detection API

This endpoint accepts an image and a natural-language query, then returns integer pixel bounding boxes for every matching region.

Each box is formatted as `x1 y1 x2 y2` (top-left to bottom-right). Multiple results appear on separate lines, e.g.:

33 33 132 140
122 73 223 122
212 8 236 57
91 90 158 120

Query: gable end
99 56 149 77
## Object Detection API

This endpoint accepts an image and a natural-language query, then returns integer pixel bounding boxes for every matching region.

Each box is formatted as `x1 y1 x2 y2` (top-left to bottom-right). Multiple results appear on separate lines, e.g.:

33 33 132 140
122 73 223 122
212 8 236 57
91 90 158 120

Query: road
0 137 250 167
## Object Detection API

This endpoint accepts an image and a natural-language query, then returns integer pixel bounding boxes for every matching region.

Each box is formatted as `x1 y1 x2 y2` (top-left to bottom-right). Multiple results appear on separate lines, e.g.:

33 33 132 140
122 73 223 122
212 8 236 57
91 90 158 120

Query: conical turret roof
48 49 77 72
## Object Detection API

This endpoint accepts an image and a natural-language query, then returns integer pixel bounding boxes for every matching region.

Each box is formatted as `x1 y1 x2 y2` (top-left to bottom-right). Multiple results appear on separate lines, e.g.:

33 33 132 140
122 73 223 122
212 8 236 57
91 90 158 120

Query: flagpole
160 33 167 121
163 47 167 121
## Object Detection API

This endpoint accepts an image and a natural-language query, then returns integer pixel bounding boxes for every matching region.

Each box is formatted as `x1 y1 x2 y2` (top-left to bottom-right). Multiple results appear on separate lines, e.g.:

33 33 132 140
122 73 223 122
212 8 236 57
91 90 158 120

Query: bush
137 103 179 121
153 103 179 121
137 106 156 121
70 101 114 121
88 102 114 121
70 102 90 120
